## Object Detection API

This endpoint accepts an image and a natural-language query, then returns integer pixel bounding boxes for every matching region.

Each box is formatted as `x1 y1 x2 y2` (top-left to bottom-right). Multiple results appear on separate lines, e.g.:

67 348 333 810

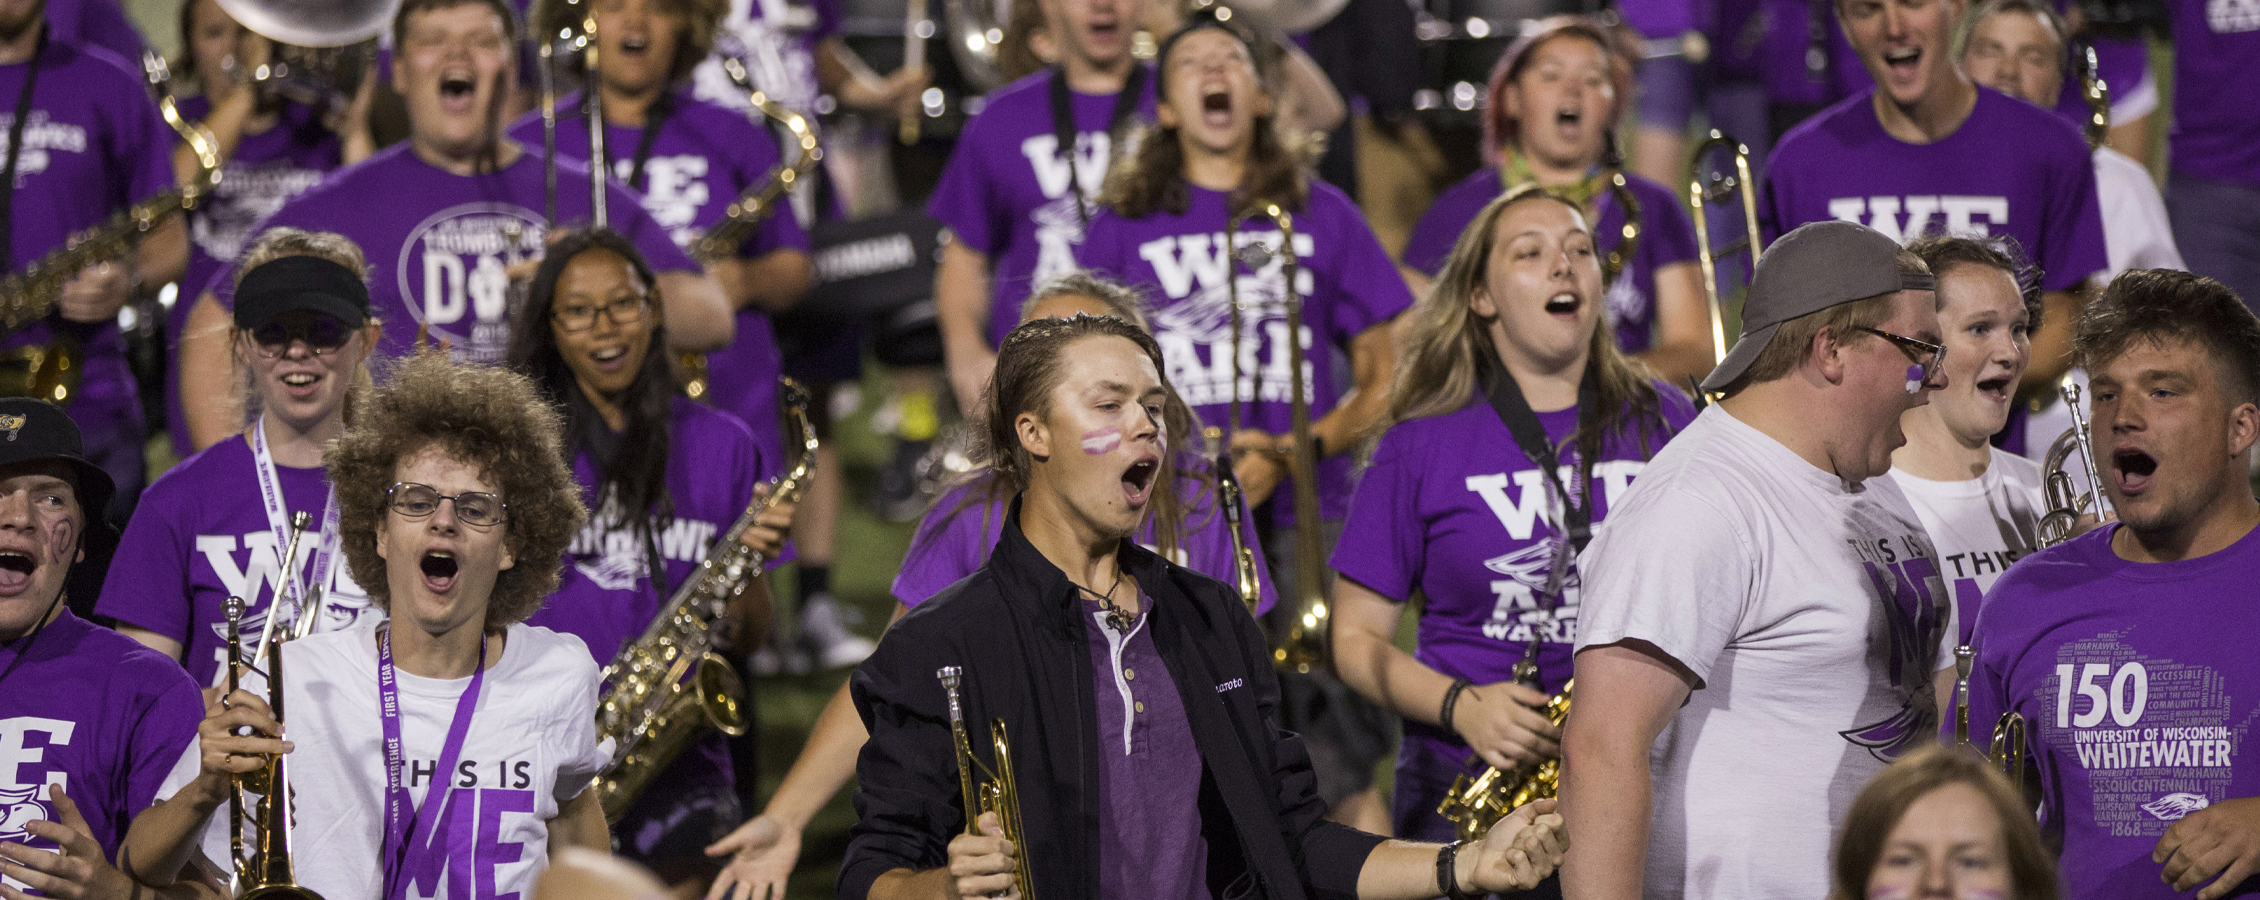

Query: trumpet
1221 202 1328 673
1687 130 1765 367
2038 383 2113 547
2076 42 2111 151
221 512 324 900
1205 425 1263 614
939 666 1034 899
1437 657 1572 843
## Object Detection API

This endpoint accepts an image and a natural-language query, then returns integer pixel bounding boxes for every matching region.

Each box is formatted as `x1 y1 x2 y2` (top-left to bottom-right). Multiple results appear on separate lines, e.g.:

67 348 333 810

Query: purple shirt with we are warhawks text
1761 86 2108 292
2166 0 2260 187
1331 389 1694 839
204 142 699 364
1401 169 1700 357
1961 522 2260 900
508 89 811 465
0 39 174 437
893 461 1275 613
1076 182 1415 526
96 435 380 688
928 67 1157 349
0 611 203 892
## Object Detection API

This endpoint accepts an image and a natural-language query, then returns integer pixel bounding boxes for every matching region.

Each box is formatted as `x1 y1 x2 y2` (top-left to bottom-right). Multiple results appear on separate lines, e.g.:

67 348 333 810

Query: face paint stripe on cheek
1908 364 1926 394
1081 427 1123 456
1866 887 1911 900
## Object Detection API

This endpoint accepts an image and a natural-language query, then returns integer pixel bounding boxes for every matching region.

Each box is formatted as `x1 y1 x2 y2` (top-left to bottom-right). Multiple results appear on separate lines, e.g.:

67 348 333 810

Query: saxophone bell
1438 678 1573 843
939 666 1035 899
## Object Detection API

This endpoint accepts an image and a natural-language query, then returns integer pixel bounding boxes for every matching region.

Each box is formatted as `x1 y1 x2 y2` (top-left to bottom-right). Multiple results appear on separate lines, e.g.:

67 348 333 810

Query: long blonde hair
1390 184 1668 461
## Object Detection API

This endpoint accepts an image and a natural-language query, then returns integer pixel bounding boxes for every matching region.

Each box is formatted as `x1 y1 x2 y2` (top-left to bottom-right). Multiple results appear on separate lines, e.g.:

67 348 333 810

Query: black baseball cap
234 255 371 330
0 398 114 517
1700 221 1937 393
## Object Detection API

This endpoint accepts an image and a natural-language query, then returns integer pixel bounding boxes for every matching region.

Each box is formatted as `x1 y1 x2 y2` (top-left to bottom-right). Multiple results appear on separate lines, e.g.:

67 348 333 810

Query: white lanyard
251 415 341 629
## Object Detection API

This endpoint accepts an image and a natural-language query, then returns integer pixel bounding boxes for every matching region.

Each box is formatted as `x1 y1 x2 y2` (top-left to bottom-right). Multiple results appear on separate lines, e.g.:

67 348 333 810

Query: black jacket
841 499 1385 900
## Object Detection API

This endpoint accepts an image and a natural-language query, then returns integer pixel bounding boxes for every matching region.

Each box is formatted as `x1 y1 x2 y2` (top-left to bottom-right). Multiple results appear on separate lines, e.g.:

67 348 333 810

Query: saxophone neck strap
1047 64 1146 225
1479 361 1598 557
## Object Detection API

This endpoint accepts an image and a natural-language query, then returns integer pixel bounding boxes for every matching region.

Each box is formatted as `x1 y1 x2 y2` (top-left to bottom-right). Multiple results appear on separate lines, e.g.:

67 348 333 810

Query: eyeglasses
386 482 507 526
1855 326 1946 386
551 295 649 333
248 315 356 358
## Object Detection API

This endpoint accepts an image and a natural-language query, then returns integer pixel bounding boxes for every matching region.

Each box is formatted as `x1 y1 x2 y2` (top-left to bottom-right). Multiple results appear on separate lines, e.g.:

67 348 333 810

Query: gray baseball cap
1700 220 1937 393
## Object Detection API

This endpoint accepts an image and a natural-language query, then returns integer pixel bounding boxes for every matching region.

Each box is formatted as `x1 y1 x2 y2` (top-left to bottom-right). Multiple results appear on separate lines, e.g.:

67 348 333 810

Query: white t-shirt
1575 405 1950 900
1889 448 2046 653
160 622 608 900
2095 146 2185 278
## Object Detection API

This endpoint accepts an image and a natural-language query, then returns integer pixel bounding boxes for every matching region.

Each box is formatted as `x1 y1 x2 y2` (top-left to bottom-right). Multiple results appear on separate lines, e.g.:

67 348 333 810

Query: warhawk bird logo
0 783 49 843
1145 276 1290 349
0 414 25 441
2143 792 2211 821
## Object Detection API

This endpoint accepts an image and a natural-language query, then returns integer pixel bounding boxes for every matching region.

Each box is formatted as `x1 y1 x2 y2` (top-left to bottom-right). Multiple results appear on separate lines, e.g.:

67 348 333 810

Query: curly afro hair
325 349 586 629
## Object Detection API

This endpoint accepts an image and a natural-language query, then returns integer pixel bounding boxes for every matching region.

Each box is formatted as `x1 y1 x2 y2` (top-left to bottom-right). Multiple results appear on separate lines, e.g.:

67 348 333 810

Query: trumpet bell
213 0 400 47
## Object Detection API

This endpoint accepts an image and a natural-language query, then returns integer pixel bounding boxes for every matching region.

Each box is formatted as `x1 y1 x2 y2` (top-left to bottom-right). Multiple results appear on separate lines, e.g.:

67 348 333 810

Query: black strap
1 24 49 271
623 91 674 193
1046 64 1147 225
1479 363 1599 556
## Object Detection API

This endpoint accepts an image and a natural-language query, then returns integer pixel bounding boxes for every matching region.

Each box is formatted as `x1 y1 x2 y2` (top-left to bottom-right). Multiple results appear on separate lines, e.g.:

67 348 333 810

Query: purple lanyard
378 626 486 900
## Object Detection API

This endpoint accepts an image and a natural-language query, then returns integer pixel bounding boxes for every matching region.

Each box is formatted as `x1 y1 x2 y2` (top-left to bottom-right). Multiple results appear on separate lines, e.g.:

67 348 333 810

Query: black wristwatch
1437 839 1476 900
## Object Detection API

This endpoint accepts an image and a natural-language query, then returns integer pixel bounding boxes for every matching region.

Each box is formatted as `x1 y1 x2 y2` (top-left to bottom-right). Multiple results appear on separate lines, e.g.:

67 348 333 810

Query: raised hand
705 814 801 900
0 785 135 900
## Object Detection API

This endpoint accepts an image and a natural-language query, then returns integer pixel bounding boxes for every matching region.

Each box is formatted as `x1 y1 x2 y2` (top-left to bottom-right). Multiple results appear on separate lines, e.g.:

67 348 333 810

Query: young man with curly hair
121 350 605 900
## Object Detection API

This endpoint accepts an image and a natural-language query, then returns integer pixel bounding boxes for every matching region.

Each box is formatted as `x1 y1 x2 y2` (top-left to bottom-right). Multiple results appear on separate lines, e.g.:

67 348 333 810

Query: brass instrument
1600 167 1640 288
221 512 324 900
939 665 1035 900
1991 710 2029 783
1687 130 1765 367
1438 670 1574 843
1205 425 1263 613
536 0 609 227
1222 202 1328 673
591 380 818 822
941 0 1009 91
901 0 930 145
210 0 400 108
2076 43 2111 151
0 54 222 405
2038 383 2113 547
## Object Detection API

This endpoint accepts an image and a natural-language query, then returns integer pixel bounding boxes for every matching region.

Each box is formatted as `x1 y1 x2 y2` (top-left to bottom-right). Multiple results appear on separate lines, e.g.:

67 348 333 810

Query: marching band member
841 312 1565 900
123 349 607 899
1562 221 1951 900
703 272 1271 899
1958 0 2183 279
1400 18 1713 385
1828 744 2059 900
2159 0 2260 307
1074 9 1412 829
1332 185 1695 842
162 0 372 458
1759 0 2105 402
1885 236 2043 645
175 0 734 450
1962 270 2260 900
0 0 187 521
507 0 813 467
504 227 790 881
932 0 1155 413
100 230 383 687
0 398 205 898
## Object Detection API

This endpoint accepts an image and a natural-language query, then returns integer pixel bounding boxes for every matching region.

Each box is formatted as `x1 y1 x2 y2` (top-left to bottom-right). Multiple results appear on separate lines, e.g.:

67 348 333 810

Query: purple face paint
1906 364 1926 395
1865 887 1911 900
1082 427 1123 455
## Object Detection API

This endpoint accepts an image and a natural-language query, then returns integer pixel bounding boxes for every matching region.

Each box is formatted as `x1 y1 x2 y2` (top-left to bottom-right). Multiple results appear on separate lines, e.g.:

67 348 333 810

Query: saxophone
1437 659 1573 843
679 55 823 400
1204 425 1262 614
221 513 325 900
590 380 818 822
0 53 221 405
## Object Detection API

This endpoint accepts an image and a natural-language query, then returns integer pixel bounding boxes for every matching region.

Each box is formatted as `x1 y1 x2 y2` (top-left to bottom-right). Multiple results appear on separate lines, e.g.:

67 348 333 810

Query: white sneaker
799 593 877 670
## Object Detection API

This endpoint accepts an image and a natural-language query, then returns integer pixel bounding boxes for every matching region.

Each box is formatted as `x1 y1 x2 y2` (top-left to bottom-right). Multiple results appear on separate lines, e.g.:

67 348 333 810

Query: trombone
939 666 1034 899
1686 130 1765 368
536 0 609 227
1221 202 1329 673
221 512 325 900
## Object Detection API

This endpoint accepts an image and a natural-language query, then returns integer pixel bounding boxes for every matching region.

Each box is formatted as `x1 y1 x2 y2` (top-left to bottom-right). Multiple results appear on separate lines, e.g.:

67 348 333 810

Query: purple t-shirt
692 0 843 121
1079 593 1212 900
1401 169 1700 356
507 89 811 463
43 0 147 65
0 610 203 881
928 67 1158 349
0 38 173 435
1330 388 1694 792
1758 0 1872 106
205 142 700 364
2167 0 2260 187
1962 522 2260 900
1077 181 1415 525
168 96 343 456
892 462 1275 614
96 435 380 687
1762 86 2108 292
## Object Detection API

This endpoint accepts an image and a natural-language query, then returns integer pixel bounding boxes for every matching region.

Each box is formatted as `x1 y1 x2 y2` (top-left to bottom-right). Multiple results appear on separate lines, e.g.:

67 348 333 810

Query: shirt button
1124 669 1135 680
1135 701 1146 714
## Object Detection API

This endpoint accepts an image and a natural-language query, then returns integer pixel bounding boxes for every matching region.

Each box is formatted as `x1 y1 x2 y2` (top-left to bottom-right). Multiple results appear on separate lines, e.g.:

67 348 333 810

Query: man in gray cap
1557 221 1957 900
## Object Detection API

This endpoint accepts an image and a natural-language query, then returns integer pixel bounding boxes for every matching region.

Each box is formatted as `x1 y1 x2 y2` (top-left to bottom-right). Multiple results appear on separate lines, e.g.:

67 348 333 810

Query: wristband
1440 678 1473 732
1437 840 1475 900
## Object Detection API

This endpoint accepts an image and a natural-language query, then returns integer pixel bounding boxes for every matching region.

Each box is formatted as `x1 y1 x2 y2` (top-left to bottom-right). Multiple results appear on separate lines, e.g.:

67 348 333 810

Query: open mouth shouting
1881 45 1922 84
0 549 36 595
1200 84 1233 130
2112 446 2158 497
1553 105 1585 141
1543 291 1582 318
420 548 460 595
619 32 651 58
438 69 477 113
1120 455 1160 508
1972 373 2013 406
